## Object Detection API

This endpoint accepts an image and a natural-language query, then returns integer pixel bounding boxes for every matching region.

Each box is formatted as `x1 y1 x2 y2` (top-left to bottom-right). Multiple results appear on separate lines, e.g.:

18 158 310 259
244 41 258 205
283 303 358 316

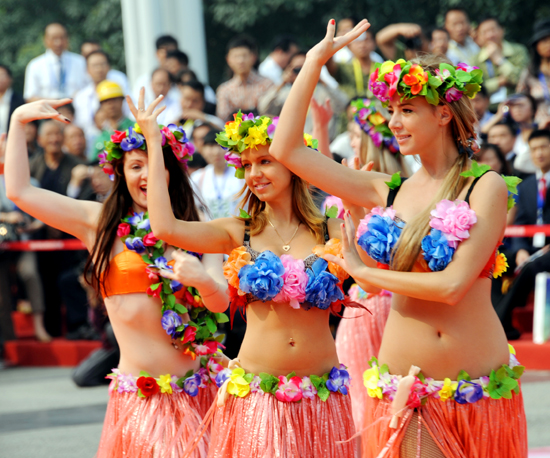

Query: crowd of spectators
0 11 549 364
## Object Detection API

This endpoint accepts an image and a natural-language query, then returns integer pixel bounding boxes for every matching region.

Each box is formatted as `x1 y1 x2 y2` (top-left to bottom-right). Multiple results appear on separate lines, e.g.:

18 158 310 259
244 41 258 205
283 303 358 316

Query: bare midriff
237 300 340 377
104 293 200 377
378 279 509 380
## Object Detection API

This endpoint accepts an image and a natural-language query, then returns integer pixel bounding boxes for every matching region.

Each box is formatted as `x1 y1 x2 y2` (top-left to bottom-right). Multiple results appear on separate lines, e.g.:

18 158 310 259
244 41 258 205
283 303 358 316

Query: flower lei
364 345 524 406
118 211 228 359
369 60 483 107
350 98 399 153
215 111 318 178
98 123 195 180
214 363 350 402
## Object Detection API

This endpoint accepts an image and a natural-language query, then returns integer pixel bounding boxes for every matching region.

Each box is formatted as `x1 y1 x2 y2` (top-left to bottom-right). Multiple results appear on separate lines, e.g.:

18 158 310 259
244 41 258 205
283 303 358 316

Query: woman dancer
4 100 228 458
271 19 527 457
134 90 358 456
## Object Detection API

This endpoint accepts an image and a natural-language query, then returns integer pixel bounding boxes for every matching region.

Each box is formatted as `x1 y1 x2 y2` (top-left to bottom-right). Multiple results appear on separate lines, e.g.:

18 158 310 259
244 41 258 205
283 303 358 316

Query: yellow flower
493 252 508 278
368 112 386 127
438 378 457 402
226 368 251 398
363 366 383 399
243 126 268 149
303 133 314 148
225 120 241 142
379 60 397 77
133 123 143 134
158 374 173 394
508 343 516 355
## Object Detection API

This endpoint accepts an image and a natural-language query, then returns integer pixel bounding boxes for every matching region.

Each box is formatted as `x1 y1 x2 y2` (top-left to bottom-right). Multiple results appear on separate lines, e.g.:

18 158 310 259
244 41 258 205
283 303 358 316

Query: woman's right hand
12 99 72 125
307 18 371 66
126 88 166 142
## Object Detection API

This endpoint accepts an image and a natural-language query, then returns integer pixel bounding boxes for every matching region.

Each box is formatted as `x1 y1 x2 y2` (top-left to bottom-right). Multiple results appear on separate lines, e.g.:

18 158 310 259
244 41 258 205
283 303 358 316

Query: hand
126 88 166 141
13 99 72 125
2 211 25 225
70 164 91 186
323 211 368 279
396 23 422 38
310 98 333 129
180 108 205 122
159 250 210 288
485 42 503 64
307 18 371 66
515 249 530 267
281 66 295 85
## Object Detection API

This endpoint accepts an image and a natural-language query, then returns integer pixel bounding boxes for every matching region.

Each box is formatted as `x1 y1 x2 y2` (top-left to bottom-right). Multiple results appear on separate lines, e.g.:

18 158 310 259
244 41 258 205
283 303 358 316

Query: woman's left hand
324 211 368 279
126 88 166 141
159 250 209 288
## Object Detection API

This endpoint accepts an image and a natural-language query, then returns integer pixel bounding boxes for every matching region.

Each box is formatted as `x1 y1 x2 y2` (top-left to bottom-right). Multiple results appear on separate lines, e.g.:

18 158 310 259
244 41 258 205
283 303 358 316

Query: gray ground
0 367 549 457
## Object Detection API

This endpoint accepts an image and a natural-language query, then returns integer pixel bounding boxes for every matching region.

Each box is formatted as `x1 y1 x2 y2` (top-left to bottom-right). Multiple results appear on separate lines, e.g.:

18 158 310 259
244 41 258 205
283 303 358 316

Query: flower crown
350 99 399 153
215 111 318 178
98 123 195 180
369 60 483 107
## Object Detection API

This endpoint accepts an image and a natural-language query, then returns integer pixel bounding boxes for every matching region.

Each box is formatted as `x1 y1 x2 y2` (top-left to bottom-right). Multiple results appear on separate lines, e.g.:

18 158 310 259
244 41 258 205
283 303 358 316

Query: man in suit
0 64 25 135
496 129 550 339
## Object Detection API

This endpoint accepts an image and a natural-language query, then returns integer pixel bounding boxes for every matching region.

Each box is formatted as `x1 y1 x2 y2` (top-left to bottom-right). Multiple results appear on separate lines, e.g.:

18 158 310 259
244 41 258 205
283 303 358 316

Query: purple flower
421 229 455 271
457 63 479 72
166 123 187 139
326 367 350 395
170 280 183 292
154 256 169 270
161 310 183 339
304 258 344 310
454 380 483 404
369 129 383 148
238 251 285 301
120 127 145 151
224 151 242 169
183 373 201 397
125 237 145 254
242 113 256 121
370 80 390 103
249 375 262 393
445 87 463 103
117 373 138 393
357 214 402 265
98 151 109 165
267 117 279 139
196 367 210 388
215 368 232 388
127 212 144 226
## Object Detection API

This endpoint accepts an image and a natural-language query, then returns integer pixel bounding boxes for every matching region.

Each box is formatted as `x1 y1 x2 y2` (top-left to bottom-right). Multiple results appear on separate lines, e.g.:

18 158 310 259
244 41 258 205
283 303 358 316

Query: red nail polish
330 19 335 25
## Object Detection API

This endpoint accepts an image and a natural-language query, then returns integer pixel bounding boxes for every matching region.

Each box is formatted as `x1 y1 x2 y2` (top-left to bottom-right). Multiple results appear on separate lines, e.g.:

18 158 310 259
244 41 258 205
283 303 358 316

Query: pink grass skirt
335 291 392 429
207 391 357 457
362 389 528 458
96 383 217 458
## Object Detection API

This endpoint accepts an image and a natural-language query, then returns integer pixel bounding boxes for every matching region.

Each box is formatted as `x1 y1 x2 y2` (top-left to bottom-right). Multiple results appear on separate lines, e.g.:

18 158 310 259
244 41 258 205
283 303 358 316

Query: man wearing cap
92 81 133 161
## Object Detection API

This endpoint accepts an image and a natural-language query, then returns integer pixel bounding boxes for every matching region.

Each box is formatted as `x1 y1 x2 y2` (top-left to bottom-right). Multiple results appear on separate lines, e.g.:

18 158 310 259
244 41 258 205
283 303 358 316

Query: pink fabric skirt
335 292 391 429
207 391 357 457
96 383 217 458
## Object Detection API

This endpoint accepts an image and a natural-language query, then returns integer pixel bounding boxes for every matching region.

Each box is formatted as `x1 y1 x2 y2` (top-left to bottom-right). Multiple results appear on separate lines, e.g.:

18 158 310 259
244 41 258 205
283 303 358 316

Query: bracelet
201 283 219 299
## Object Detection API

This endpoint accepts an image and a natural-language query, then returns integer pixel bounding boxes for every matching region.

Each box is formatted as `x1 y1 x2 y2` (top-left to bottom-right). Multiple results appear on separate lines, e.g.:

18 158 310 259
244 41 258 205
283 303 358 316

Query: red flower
143 232 158 246
146 285 161 299
184 290 195 306
136 376 159 397
182 326 197 344
111 130 127 143
117 223 131 237
145 267 160 282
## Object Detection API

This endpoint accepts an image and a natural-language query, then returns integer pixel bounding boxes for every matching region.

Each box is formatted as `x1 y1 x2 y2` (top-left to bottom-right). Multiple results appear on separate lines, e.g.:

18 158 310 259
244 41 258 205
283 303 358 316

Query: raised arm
4 100 102 248
128 91 242 255
327 173 508 305
270 19 388 210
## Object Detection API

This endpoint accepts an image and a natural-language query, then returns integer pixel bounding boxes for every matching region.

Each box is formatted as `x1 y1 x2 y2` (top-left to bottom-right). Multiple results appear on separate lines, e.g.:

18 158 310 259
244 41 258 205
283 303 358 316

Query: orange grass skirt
96 383 217 458
335 293 392 429
362 389 528 458
207 391 357 457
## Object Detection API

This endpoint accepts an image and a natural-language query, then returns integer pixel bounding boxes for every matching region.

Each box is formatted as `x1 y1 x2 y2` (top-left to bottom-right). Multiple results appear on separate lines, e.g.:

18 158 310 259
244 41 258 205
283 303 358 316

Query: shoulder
467 171 508 208
216 79 233 93
67 51 85 63
26 53 46 69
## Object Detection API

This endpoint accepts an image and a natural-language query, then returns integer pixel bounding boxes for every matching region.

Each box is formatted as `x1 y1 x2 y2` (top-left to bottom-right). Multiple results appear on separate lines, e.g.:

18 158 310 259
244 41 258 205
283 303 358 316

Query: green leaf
286 371 296 379
379 364 389 375
512 365 525 378
440 63 456 76
500 388 513 399
154 240 163 249
502 175 522 195
205 316 217 334
425 86 439 106
309 374 324 391
175 325 185 332
457 370 471 382
174 303 188 314
428 74 442 88
417 372 425 383
455 70 471 83
141 254 153 264
184 369 194 379
317 386 330 402
495 366 508 381
165 294 176 307
460 161 491 178
215 333 226 343
325 205 338 219
139 370 150 378
163 283 172 294
500 377 518 391
214 312 229 324
176 377 185 389
384 172 402 190
137 389 145 398
239 208 251 219
243 373 255 383
368 356 379 368
507 195 516 212
149 283 161 291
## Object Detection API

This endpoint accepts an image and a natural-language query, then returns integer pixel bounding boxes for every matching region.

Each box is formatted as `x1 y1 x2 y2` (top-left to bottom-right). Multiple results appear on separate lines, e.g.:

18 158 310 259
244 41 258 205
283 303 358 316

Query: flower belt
212 359 351 404
363 345 524 427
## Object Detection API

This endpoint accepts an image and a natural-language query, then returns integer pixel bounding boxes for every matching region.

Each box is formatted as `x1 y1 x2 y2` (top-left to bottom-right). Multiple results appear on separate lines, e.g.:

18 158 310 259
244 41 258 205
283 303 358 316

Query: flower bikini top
356 170 508 278
224 218 362 324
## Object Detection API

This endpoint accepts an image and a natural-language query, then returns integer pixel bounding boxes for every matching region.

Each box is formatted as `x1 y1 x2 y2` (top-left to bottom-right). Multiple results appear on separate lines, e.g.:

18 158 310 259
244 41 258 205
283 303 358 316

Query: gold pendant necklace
267 217 301 252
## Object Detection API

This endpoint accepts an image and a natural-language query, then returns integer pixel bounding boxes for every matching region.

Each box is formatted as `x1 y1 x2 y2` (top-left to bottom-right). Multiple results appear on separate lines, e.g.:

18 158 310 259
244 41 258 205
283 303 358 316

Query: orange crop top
100 246 185 299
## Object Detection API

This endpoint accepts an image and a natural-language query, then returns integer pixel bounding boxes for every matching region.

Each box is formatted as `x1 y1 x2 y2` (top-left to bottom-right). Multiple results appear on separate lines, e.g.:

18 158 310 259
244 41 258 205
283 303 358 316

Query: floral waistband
364 345 524 407
213 362 351 403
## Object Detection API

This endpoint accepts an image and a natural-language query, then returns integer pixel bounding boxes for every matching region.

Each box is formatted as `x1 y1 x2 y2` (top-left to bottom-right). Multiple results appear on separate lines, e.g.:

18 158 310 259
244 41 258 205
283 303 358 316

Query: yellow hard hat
96 80 124 102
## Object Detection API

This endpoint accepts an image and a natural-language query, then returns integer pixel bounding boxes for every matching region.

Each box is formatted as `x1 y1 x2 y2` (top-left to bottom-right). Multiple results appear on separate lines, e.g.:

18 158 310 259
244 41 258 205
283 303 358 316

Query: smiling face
387 94 449 156
241 144 293 203
122 150 169 213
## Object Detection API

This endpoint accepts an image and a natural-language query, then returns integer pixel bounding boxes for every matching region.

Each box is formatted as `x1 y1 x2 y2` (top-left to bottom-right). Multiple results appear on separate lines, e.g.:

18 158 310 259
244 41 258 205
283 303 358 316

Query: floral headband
369 60 483 107
98 123 195 180
350 99 399 154
216 111 318 178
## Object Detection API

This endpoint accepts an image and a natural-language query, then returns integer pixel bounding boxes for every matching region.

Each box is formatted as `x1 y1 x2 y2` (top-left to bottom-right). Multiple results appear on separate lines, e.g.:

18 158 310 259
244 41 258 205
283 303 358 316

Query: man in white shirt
24 23 87 101
0 64 24 135
259 35 299 85
148 69 182 126
444 8 480 66
80 40 130 94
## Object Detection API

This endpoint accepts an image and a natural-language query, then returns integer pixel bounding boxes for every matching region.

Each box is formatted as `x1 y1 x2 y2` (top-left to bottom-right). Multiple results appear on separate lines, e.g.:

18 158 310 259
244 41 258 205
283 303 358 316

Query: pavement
0 367 549 457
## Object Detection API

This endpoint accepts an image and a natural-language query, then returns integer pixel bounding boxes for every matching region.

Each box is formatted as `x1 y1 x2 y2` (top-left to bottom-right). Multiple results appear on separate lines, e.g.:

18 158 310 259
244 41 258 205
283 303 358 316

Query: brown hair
391 54 477 272
85 146 201 294
358 131 413 176
236 176 326 244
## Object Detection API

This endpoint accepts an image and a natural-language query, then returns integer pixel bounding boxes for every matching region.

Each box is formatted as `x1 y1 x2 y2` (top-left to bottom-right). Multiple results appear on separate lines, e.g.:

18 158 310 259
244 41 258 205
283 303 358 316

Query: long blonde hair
390 54 477 272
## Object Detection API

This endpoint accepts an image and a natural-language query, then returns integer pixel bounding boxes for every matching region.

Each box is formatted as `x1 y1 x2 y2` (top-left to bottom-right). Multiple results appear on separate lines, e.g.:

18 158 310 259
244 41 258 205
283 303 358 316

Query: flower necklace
118 210 228 359
266 217 301 252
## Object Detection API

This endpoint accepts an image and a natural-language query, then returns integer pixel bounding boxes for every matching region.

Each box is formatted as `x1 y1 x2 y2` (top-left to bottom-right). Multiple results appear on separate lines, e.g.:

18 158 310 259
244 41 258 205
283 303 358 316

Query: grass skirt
207 391 357 457
96 383 217 458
